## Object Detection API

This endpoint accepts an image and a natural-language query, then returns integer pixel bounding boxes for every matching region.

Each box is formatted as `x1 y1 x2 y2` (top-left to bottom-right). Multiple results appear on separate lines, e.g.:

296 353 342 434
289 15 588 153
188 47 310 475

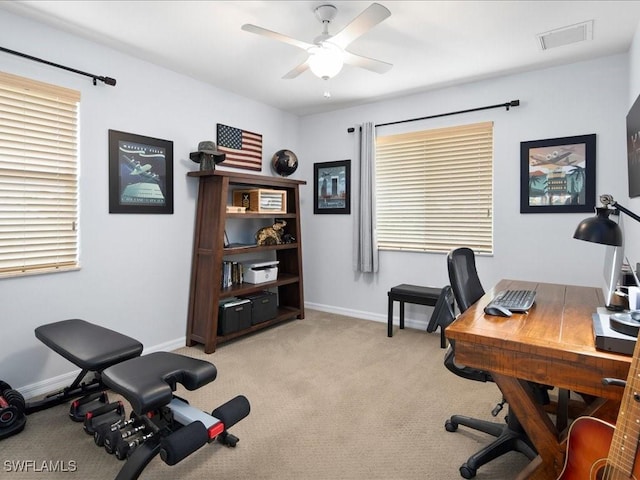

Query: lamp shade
573 207 623 246
308 43 344 79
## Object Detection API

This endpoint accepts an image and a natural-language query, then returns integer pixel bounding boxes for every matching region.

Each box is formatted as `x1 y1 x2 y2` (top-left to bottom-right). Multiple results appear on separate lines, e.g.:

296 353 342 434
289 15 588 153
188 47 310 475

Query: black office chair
443 247 537 479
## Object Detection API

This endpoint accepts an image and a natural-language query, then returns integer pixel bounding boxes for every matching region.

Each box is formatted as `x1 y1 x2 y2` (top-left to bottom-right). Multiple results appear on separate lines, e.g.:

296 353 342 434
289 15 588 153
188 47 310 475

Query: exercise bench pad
102 352 218 414
35 319 143 372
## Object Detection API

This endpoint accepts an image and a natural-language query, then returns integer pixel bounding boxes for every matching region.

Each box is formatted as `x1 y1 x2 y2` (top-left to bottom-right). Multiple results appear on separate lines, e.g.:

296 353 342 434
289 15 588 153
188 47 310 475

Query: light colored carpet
2 310 530 479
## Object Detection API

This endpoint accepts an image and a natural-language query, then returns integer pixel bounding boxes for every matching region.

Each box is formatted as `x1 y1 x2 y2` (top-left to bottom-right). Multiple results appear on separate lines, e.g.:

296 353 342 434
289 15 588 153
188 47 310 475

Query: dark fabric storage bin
241 291 278 325
218 298 252 335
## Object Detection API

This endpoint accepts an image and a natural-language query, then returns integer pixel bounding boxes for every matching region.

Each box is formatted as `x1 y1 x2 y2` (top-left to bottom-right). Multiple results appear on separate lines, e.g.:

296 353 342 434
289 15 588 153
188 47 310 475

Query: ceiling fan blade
241 24 314 51
282 59 310 79
343 51 392 74
330 3 391 49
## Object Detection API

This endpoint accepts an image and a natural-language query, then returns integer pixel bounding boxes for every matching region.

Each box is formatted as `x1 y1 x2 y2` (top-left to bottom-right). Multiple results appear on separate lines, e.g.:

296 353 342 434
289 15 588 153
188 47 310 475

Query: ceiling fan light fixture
308 42 344 79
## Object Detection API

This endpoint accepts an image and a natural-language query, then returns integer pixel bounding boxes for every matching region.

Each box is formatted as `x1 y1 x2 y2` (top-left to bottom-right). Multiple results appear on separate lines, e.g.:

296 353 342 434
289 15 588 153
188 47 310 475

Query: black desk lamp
573 194 640 246
574 194 640 335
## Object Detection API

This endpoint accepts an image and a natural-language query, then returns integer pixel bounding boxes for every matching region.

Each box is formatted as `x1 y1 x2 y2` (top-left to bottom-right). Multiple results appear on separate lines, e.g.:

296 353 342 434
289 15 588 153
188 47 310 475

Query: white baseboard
304 302 429 331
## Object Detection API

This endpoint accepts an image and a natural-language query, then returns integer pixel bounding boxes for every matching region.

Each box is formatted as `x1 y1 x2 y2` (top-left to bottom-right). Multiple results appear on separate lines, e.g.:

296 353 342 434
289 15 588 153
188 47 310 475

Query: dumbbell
0 383 26 429
104 421 147 455
114 431 155 460
94 417 135 447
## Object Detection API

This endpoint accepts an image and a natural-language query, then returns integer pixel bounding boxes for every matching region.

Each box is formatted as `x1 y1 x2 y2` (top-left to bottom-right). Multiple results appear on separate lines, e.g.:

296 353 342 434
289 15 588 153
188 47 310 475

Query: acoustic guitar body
559 416 640 480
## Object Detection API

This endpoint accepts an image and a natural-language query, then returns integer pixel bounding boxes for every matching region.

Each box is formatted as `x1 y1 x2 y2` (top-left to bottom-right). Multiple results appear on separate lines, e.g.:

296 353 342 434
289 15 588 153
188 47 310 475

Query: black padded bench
102 352 217 415
28 319 143 414
102 352 250 479
25 319 250 480
387 284 453 347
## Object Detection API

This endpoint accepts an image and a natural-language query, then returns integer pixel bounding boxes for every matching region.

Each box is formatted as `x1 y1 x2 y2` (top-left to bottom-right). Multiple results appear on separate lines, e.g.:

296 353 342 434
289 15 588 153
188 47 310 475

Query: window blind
0 71 80 276
375 121 493 254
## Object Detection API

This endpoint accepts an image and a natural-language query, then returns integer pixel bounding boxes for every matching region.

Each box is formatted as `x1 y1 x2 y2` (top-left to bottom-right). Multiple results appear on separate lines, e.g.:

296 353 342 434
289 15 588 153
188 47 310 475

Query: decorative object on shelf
216 124 262 171
271 149 298 177
232 188 287 214
256 220 287 246
520 134 596 214
189 141 225 171
108 130 173 214
314 160 351 214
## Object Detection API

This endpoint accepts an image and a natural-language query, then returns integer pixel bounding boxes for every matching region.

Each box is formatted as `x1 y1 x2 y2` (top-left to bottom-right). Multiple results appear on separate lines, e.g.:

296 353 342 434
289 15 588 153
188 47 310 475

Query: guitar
558 335 640 479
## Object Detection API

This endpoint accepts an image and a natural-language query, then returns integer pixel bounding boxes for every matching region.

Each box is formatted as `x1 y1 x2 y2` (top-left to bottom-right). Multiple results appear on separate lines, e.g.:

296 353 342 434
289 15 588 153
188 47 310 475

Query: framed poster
108 130 174 214
627 94 640 197
314 160 351 214
520 134 595 214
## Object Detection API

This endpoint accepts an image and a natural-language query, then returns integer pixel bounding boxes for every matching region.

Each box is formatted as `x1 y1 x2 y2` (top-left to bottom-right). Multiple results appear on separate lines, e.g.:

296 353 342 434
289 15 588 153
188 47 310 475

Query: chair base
445 409 537 479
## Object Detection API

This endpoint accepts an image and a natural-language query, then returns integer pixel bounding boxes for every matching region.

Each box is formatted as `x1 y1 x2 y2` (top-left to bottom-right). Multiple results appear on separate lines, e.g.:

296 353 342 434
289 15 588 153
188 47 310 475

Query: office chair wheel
445 419 458 432
460 463 476 479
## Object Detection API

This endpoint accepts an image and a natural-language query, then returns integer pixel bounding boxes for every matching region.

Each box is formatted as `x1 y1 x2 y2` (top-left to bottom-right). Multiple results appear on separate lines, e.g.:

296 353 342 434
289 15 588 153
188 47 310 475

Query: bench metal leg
25 369 103 414
387 295 393 337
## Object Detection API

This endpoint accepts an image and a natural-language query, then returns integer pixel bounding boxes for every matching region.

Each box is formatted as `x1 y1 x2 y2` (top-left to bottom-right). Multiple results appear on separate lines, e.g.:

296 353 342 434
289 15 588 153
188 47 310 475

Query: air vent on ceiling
537 20 593 50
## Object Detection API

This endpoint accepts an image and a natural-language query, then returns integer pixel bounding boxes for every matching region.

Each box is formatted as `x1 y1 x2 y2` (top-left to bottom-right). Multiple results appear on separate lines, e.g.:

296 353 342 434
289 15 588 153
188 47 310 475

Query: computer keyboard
489 289 536 312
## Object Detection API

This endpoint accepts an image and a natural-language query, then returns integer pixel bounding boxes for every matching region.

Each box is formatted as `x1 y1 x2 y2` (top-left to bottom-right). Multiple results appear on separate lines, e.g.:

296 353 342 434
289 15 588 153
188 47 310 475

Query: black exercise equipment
29 319 144 415
1 318 250 480
83 400 125 435
101 352 251 478
0 381 27 440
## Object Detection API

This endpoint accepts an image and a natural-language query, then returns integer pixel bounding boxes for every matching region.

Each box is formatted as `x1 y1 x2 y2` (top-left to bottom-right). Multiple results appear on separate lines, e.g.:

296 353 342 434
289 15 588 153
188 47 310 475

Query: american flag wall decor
216 124 263 171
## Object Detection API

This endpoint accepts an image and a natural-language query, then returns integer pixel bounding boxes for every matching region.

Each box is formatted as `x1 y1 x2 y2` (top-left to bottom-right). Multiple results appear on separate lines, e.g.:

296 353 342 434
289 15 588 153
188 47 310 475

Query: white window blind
0 71 80 277
375 121 493 254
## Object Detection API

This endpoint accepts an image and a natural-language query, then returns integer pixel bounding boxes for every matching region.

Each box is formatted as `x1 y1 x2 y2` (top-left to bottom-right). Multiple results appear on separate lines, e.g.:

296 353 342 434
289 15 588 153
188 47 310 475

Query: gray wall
1 8 638 396
299 54 631 324
0 11 300 396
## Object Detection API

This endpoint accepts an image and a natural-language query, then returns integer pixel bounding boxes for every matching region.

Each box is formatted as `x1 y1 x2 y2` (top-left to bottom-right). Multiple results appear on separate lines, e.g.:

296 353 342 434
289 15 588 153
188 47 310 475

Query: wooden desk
445 279 632 480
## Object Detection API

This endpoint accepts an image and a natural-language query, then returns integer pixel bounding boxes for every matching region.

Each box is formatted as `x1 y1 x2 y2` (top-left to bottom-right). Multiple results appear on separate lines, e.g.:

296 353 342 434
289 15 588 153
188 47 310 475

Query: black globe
271 149 298 177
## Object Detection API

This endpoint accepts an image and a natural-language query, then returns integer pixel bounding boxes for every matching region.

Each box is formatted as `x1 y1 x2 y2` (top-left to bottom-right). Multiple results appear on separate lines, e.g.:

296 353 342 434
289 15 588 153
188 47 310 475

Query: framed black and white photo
108 130 174 214
314 160 351 215
520 134 595 214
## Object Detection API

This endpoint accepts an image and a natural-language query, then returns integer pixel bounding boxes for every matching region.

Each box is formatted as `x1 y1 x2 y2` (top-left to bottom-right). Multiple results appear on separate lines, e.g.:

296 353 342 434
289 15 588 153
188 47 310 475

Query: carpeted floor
2 310 530 479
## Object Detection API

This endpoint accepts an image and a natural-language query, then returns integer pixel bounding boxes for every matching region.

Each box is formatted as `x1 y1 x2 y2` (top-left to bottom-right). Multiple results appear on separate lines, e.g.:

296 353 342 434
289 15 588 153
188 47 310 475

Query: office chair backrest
428 285 456 333
447 247 485 313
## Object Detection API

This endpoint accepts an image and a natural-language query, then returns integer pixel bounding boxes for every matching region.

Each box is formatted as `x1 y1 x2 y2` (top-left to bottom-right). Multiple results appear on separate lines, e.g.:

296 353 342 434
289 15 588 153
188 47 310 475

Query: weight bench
9 319 250 480
387 284 453 347
26 319 144 414
102 352 250 480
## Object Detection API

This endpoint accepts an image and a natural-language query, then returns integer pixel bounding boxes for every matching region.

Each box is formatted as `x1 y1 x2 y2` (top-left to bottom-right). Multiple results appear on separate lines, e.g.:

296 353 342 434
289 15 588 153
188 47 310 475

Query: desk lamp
573 194 640 246
574 194 640 335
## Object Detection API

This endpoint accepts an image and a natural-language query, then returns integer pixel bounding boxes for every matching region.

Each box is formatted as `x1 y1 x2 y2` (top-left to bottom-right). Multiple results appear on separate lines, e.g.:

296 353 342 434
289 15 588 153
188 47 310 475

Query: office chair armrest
444 344 492 383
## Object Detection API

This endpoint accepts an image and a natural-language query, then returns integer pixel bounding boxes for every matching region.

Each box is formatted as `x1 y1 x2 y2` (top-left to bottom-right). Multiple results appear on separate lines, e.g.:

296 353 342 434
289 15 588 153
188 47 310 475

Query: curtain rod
0 46 117 86
347 99 519 133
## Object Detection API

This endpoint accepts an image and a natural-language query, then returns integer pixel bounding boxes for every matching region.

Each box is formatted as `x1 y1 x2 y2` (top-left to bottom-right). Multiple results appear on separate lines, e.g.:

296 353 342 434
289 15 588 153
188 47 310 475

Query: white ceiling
2 1 640 116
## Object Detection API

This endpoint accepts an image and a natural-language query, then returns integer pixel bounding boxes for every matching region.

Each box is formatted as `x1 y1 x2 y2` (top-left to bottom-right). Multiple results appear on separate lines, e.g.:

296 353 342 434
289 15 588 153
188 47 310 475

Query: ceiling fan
241 2 392 81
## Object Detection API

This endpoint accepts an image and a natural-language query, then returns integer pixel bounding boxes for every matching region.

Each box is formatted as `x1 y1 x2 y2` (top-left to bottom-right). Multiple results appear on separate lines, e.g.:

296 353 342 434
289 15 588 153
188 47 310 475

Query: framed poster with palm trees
520 134 595 213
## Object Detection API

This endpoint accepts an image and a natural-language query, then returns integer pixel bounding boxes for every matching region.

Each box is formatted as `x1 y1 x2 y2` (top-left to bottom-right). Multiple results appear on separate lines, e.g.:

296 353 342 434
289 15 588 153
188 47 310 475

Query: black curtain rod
0 46 117 86
347 99 520 133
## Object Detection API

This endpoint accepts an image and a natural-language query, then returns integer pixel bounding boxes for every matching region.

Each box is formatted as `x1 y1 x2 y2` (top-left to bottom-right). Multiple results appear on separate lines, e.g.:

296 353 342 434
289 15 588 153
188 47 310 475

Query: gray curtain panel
353 122 378 273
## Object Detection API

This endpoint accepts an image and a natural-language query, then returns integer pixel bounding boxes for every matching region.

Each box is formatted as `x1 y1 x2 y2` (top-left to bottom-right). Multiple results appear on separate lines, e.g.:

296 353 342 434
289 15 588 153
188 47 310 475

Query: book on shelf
221 261 243 288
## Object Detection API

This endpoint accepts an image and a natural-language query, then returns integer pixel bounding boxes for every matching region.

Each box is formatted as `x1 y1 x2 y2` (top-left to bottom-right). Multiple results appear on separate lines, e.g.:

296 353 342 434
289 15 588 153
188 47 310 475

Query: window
0 71 80 277
375 121 493 254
